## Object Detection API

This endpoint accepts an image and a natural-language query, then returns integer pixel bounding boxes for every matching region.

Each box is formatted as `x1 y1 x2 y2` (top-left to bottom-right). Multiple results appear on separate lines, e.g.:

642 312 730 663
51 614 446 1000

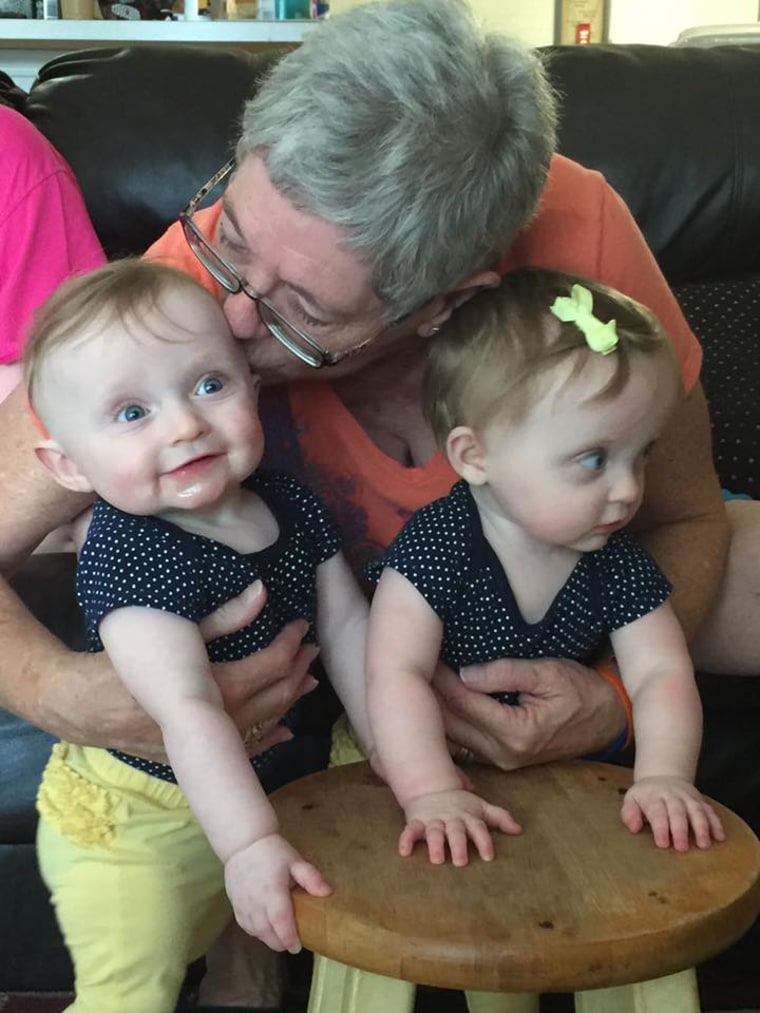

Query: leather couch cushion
544 43 760 285
23 42 760 289
25 45 284 258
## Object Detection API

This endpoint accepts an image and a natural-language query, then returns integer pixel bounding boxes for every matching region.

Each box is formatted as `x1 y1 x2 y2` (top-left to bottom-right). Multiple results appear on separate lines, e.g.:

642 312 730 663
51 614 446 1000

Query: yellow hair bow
550 284 618 355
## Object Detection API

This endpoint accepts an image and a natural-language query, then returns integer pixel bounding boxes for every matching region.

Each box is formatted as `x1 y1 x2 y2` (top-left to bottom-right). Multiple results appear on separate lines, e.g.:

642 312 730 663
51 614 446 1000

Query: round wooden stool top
271 760 760 993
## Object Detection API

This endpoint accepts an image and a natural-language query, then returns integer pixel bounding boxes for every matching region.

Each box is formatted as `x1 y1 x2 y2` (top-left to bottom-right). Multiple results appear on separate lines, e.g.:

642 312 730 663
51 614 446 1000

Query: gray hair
237 0 557 320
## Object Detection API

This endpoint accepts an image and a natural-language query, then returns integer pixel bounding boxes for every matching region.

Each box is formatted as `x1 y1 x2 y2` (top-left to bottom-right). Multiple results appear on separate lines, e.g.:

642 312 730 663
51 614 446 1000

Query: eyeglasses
180 161 378 369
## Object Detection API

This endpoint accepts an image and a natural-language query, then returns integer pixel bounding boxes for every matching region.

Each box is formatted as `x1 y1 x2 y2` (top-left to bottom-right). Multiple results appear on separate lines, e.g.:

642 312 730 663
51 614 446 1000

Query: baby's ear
446 426 487 485
34 442 94 494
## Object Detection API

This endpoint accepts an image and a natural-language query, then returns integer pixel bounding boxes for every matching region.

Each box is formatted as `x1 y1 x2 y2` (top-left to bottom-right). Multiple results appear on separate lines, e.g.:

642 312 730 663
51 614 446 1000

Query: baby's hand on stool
224 833 332 952
401 788 521 867
621 776 725 852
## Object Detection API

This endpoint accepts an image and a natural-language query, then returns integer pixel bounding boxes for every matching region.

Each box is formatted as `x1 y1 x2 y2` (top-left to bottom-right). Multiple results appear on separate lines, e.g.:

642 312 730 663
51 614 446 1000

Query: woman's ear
415 269 502 338
446 426 488 485
34 442 94 494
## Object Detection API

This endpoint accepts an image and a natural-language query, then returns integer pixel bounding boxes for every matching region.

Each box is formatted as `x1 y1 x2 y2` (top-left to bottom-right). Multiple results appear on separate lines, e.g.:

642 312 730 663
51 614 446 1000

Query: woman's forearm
0 574 162 750
0 386 94 575
630 383 730 643
636 513 729 644
0 387 142 743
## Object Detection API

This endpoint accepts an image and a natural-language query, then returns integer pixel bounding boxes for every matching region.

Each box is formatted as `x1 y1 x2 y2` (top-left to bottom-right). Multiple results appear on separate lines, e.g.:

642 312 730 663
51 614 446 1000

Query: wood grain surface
271 760 760 993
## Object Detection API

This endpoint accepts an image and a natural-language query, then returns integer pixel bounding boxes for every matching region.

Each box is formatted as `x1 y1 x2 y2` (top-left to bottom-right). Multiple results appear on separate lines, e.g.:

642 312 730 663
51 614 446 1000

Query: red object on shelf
575 21 592 44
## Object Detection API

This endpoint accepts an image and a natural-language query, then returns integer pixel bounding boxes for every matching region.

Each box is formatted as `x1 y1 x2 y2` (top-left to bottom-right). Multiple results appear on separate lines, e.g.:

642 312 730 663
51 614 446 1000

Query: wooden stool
271 760 760 1013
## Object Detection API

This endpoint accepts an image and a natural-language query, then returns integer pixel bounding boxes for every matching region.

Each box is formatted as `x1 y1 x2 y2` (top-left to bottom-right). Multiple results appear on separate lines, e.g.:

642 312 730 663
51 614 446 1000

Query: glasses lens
180 186 330 369
258 302 325 367
181 219 241 294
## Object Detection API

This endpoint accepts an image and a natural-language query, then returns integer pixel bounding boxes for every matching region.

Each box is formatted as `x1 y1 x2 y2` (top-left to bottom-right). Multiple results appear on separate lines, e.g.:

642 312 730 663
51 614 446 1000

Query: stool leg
574 967 699 1013
307 953 415 1013
466 990 540 1013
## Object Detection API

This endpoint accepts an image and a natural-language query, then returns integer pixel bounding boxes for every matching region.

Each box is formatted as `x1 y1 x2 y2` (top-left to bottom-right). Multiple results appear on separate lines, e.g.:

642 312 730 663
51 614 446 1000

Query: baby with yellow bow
363 267 724 865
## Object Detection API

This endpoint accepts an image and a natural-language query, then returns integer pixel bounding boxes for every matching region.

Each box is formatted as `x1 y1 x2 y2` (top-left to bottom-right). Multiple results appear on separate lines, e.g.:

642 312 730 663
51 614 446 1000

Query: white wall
328 0 555 43
329 0 759 47
609 0 759 43
330 0 555 43
466 0 554 45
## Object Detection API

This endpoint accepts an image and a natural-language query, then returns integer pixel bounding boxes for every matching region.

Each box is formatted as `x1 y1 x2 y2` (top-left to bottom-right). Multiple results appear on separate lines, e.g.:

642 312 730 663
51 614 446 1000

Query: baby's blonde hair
25 259 216 424
424 268 682 445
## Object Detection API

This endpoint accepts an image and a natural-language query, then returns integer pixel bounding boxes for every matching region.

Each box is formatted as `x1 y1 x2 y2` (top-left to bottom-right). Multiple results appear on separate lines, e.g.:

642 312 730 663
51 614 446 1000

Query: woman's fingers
199 579 267 641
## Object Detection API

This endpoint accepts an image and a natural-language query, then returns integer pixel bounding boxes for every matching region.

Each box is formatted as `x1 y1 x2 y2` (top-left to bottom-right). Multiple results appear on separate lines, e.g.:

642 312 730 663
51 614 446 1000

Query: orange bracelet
594 659 634 750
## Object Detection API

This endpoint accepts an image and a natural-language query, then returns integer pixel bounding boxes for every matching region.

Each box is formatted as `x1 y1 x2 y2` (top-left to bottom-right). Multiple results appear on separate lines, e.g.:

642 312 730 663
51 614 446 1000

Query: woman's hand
211 628 318 756
432 657 627 771
177 581 318 758
46 580 315 760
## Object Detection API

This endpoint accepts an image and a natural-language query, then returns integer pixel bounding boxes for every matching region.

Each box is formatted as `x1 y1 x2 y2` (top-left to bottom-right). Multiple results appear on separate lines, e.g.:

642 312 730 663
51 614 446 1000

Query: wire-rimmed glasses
180 160 347 368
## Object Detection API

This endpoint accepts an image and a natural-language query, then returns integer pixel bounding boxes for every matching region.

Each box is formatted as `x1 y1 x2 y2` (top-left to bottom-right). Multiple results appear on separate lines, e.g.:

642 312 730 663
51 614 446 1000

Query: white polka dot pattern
676 278 760 498
367 481 671 668
77 471 341 782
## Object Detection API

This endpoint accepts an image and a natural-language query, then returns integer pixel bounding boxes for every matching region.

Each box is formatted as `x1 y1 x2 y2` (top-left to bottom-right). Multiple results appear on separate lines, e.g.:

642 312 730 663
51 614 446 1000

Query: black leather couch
2 40 760 1009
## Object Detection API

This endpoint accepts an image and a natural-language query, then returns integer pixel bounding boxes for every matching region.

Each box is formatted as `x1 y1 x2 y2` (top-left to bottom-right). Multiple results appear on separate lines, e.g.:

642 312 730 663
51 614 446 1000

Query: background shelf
0 17 317 44
0 16 316 88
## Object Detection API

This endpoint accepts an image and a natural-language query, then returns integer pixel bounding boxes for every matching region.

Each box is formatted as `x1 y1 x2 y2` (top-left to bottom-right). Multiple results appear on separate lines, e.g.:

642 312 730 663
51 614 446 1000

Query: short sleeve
264 472 342 566
365 498 467 620
77 502 206 636
595 530 672 632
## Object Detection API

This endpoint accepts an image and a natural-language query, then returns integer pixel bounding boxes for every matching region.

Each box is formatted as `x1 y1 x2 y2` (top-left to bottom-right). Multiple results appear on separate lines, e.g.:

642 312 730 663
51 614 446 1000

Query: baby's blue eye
578 450 607 471
117 404 146 423
197 376 224 396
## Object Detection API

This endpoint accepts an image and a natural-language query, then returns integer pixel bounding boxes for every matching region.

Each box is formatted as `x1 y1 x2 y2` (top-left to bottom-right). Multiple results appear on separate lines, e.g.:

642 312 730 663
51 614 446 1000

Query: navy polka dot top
77 470 341 783
366 480 671 669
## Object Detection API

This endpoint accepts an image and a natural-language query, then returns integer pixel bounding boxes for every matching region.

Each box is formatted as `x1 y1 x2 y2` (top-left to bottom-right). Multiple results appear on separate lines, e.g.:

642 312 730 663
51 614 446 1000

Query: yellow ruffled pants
36 742 231 1013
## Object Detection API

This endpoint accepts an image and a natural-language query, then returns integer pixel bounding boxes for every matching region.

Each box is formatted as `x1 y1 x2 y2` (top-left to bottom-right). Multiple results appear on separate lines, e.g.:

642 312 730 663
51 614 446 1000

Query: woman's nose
221 290 270 343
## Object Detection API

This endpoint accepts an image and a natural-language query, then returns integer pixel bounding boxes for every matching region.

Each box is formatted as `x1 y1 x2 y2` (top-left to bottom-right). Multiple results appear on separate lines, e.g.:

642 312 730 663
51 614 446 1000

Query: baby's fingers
620 795 645 835
399 818 437 860
461 815 495 863
265 892 301 953
483 802 522 836
443 818 470 867
641 797 672 849
663 799 690 852
706 803 726 843
688 800 726 849
291 858 332 899
233 903 285 952
461 805 521 864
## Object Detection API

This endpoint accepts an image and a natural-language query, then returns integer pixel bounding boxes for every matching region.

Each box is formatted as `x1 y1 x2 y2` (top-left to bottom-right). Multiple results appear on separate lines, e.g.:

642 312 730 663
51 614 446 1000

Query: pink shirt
0 107 105 368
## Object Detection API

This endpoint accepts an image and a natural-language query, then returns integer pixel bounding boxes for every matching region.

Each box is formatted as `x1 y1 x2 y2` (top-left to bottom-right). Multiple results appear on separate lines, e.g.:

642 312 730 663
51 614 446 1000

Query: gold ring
243 721 266 748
